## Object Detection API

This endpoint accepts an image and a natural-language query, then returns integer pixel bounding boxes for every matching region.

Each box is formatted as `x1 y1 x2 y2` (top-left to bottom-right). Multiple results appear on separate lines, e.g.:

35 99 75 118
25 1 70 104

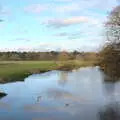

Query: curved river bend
0 67 120 120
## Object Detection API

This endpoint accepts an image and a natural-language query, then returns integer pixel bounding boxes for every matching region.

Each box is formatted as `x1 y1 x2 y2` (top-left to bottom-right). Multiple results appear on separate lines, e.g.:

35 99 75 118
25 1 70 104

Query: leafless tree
106 6 120 45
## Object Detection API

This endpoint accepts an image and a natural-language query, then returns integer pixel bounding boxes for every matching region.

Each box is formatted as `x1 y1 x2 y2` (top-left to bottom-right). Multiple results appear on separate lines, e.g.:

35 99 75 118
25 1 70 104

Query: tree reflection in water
99 102 120 120
0 92 7 99
58 71 69 86
99 74 120 120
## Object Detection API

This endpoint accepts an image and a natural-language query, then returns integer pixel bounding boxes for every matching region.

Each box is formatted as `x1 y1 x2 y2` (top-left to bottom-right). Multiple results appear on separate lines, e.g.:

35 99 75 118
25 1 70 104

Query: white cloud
54 32 68 37
44 16 100 28
32 37 102 52
55 0 73 2
24 4 48 14
54 0 118 15
55 3 80 13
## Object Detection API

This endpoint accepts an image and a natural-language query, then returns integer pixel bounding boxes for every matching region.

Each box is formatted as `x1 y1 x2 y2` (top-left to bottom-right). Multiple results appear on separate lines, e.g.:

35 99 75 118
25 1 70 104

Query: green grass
0 60 97 83
0 61 57 83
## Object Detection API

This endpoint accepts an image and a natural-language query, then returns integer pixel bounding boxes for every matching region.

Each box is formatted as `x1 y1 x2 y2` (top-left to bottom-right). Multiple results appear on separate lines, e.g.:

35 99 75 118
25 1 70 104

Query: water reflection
103 82 115 97
44 88 87 103
103 75 120 102
99 102 120 120
58 71 69 86
0 92 7 99
101 68 120 82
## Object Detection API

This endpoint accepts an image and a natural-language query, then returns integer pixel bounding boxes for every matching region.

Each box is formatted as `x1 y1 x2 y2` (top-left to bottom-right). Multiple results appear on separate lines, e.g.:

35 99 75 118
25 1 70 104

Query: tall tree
100 6 120 80
106 6 120 44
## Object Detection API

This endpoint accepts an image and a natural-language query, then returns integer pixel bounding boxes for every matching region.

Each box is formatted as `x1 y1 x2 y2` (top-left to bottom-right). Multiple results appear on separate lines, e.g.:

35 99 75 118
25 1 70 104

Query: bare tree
106 6 120 45
99 6 120 79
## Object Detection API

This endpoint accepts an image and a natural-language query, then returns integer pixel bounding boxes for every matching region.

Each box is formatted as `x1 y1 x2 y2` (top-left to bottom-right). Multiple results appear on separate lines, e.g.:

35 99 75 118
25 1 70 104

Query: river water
0 67 120 120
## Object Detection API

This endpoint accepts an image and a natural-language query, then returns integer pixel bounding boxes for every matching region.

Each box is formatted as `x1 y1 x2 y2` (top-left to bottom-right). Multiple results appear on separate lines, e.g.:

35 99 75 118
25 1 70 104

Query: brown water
0 67 120 120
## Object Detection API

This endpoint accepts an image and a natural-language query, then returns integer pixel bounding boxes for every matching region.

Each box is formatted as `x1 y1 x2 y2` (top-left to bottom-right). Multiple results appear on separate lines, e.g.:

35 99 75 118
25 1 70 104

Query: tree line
0 51 98 61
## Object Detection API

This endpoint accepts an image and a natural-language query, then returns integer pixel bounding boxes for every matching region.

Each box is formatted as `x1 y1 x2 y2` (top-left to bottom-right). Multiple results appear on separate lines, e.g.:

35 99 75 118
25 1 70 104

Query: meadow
0 60 97 83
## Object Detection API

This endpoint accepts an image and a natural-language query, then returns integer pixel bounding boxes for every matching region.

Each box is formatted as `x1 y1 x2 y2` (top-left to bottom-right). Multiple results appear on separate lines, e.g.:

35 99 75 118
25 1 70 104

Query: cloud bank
44 16 99 28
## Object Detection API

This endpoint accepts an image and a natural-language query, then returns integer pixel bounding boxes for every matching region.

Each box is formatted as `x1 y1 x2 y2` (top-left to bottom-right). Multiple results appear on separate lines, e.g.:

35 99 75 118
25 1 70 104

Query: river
0 67 120 120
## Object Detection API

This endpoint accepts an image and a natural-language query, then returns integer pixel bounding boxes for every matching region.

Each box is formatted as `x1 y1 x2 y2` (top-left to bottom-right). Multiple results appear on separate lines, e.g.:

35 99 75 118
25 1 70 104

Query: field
0 60 97 83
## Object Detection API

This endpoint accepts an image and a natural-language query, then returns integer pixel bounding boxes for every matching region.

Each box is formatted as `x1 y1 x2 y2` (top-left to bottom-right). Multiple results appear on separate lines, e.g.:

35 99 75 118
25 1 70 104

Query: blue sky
0 0 119 51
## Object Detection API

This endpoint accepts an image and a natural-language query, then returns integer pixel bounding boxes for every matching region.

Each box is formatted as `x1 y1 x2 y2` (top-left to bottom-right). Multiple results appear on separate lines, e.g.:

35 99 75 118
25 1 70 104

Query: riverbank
0 60 97 83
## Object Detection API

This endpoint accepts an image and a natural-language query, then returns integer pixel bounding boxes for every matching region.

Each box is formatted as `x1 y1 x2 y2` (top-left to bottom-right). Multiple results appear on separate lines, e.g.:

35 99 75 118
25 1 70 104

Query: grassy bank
57 60 97 71
0 60 97 83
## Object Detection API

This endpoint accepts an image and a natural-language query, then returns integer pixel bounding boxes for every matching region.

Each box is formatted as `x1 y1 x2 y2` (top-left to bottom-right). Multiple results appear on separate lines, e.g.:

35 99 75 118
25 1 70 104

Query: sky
0 0 119 52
